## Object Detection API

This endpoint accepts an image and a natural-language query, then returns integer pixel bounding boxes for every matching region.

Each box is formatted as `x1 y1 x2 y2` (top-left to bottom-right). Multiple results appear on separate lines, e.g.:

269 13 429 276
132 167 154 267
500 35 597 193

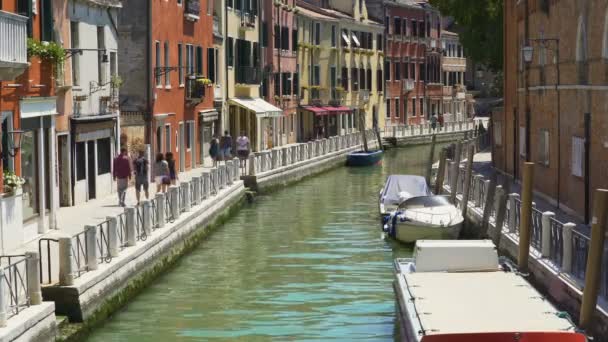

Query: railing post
202 172 210 199
491 186 507 244
248 154 256 176
0 269 6 327
192 176 201 204
84 225 98 271
180 182 190 212
460 145 475 216
482 174 497 230
508 193 520 233
142 200 152 235
225 161 233 185
169 186 180 220
107 216 120 257
561 222 575 272
25 251 42 305
124 207 137 247
155 193 165 228
58 236 74 286
233 157 240 180
540 211 554 258
210 168 218 194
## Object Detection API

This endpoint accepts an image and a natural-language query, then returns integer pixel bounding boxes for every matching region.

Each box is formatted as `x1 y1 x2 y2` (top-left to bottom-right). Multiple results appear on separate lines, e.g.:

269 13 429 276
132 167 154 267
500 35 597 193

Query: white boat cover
381 175 431 207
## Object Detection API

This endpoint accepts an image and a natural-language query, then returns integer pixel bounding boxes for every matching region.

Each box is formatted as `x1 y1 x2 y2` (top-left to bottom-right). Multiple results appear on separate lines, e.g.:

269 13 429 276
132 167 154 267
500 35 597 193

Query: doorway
87 141 96 200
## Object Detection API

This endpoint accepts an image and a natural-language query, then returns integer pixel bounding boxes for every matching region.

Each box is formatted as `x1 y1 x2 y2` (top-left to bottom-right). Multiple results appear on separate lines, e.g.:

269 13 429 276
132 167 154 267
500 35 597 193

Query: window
572 136 584 177
293 70 299 96
155 41 162 86
494 121 503 146
351 31 360 47
341 67 349 90
359 68 365 90
282 73 291 95
420 63 426 82
282 27 289 50
262 22 268 47
70 21 80 86
186 122 192 149
366 69 371 90
395 99 400 118
274 73 280 95
384 61 390 81
411 63 416 81
377 34 383 50
261 76 268 97
227 37 234 67
385 16 390 33
292 29 298 52
330 66 336 98
207 48 215 82
403 62 408 79
519 126 526 157
97 138 111 174
395 63 401 80
164 42 170 86
97 26 105 85
377 69 383 92
274 24 280 48
196 46 203 75
165 125 171 153
313 65 320 85
419 98 424 117
386 99 390 118
352 68 359 91
314 22 321 45
186 44 194 77
394 17 401 35
331 25 337 47
178 44 184 85
412 20 417 36
76 141 85 181
412 98 417 116
538 129 549 166
403 19 408 36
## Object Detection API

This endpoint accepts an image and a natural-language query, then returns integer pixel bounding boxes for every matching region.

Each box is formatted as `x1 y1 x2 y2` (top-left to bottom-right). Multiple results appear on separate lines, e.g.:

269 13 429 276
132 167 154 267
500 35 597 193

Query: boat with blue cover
346 149 383 166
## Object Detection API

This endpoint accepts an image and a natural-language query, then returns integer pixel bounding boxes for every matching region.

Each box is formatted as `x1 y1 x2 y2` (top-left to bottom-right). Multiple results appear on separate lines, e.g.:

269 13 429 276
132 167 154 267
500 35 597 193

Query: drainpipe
145 1 153 145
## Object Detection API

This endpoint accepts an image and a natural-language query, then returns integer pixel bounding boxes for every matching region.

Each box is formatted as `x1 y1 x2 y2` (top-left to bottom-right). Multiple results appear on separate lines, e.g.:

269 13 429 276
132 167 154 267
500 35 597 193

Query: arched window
576 15 588 62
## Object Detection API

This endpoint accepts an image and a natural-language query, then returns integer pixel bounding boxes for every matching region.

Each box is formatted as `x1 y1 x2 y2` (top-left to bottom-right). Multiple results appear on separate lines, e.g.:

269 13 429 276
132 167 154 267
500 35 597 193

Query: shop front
299 106 353 141
198 109 219 166
228 98 282 153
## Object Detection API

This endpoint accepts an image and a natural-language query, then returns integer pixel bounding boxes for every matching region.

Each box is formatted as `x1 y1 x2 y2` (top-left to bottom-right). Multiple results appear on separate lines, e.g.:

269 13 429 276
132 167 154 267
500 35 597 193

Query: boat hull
346 150 383 166
394 221 461 243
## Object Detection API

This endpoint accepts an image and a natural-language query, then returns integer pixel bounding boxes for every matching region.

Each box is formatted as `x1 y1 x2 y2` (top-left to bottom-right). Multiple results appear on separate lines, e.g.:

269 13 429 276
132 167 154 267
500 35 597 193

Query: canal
88 145 436 341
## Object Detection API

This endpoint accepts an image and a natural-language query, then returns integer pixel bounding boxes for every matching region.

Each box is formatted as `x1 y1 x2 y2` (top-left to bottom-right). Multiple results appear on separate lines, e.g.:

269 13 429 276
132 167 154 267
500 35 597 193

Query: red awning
302 106 353 116
326 106 352 115
302 106 330 116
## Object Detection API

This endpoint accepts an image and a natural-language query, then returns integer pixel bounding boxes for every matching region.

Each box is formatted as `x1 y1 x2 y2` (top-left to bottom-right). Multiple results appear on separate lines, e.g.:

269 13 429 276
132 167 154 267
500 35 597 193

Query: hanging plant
27 39 66 64
111 75 123 89
196 78 213 86
3 171 25 195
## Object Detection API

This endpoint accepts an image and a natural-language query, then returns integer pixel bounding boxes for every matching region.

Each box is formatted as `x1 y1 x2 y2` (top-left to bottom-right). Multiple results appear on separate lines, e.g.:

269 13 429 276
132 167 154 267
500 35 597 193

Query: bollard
169 186 180 220
434 148 447 195
579 189 608 329
508 193 520 233
85 225 98 271
460 145 475 216
180 183 191 211
425 134 437 186
482 174 497 231
248 154 256 176
219 165 227 188
518 162 535 272
419 124 423 135
300 143 306 160
0 269 6 327
202 172 210 199
233 157 240 180
226 161 233 185
142 200 152 235
291 145 297 162
25 251 42 305
125 207 137 247
192 176 201 204
58 236 75 286
271 148 279 169
562 222 575 272
107 216 120 257
155 193 165 228
210 168 218 194
540 211 555 258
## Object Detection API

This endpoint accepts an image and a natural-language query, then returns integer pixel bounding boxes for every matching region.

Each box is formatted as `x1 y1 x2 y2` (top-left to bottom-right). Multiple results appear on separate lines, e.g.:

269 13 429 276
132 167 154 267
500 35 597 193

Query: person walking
209 136 220 167
154 153 170 193
430 114 438 132
220 130 233 161
165 152 178 185
438 114 444 131
133 150 149 204
113 148 131 207
236 131 250 171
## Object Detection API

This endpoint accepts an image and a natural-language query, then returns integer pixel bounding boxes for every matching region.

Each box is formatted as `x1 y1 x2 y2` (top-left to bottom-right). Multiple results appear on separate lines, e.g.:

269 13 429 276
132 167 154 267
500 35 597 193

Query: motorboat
346 149 383 166
379 175 463 243
394 240 587 342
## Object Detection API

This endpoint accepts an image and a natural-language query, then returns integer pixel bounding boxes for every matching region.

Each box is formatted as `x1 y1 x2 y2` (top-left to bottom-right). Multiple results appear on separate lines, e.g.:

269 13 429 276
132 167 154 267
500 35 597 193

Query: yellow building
225 2 282 152
296 0 384 141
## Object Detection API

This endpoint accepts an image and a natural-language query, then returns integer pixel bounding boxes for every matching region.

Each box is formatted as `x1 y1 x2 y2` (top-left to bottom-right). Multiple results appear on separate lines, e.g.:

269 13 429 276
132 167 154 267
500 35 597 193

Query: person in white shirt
236 131 250 170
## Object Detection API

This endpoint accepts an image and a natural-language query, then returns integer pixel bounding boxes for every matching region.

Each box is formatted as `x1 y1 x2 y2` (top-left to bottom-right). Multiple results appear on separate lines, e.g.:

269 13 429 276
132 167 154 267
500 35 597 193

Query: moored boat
394 240 587 342
379 175 463 243
346 149 383 166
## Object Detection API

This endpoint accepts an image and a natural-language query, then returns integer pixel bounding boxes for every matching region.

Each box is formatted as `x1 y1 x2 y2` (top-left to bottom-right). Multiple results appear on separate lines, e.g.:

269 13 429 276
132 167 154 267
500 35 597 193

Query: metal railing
71 231 89 278
38 238 59 285
135 205 148 241
95 219 113 264
531 207 543 251
513 198 522 235
0 256 30 319
571 230 590 281
165 193 174 223
150 198 159 229
549 217 564 266
117 212 128 249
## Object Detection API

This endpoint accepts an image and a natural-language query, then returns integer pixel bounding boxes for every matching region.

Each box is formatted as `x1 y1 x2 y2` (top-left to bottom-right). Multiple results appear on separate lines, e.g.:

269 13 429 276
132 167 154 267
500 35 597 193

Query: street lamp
1 130 25 158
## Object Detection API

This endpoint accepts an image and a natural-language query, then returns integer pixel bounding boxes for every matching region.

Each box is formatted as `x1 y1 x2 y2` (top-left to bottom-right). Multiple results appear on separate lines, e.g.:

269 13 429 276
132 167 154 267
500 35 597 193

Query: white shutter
571 136 584 177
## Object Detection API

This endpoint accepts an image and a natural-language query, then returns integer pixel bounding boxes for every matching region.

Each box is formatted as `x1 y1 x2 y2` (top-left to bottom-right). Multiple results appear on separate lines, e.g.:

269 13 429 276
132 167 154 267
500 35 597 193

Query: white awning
351 33 360 47
229 97 283 118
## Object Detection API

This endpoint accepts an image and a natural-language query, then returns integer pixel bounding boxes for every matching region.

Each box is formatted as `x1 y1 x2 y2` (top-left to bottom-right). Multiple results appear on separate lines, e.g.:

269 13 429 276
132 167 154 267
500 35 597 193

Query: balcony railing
402 79 414 92
185 0 200 21
235 66 260 85
186 78 206 101
0 10 28 80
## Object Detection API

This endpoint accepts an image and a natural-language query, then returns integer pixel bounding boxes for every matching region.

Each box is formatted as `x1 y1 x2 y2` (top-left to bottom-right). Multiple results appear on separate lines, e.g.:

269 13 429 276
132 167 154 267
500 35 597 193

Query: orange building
119 0 218 174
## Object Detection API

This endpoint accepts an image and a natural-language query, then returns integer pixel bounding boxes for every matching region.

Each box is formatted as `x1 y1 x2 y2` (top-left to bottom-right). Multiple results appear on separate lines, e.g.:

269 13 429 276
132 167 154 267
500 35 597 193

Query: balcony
186 78 207 102
239 12 255 31
359 89 370 104
0 11 28 80
235 66 261 85
402 79 414 92
184 0 200 21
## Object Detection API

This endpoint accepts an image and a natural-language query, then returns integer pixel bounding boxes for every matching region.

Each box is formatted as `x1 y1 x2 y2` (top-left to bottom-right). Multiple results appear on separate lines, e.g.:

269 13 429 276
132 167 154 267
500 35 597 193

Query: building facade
440 30 468 122
119 0 218 173
296 0 385 141
496 0 608 222
261 0 298 146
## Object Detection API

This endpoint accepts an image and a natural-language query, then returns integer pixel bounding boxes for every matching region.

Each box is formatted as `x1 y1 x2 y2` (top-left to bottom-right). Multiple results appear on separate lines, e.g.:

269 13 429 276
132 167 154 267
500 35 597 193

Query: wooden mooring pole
579 189 608 330
518 162 535 272
435 148 447 195
426 134 437 186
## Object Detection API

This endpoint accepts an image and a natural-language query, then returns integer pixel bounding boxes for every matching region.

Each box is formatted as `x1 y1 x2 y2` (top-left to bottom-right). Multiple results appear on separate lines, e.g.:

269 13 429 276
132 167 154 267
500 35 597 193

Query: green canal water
88 146 436 342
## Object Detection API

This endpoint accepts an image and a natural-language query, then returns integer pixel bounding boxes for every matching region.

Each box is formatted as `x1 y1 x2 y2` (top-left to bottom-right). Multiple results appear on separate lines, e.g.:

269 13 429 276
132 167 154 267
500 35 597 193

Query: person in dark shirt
133 150 149 205
113 148 131 207
219 131 232 161
165 152 178 185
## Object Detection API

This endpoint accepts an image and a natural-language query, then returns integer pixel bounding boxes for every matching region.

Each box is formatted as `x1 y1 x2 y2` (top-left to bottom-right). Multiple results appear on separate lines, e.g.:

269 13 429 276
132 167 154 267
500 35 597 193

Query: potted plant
196 77 213 86
3 171 25 196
